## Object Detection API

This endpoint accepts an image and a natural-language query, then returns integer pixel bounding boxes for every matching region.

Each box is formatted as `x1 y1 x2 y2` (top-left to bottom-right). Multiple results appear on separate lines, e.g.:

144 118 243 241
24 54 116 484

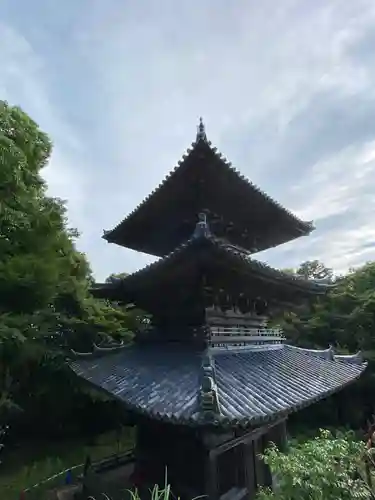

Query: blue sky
1 0 375 280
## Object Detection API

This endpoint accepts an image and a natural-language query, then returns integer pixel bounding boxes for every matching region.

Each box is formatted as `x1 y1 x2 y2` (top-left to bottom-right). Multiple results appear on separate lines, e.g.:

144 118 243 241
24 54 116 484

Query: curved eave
70 344 366 429
94 235 332 300
103 136 314 256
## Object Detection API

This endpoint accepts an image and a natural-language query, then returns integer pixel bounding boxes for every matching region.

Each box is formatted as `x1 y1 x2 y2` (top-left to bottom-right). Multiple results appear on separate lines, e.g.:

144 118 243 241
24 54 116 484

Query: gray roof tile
103 133 313 257
92 234 332 302
70 344 366 428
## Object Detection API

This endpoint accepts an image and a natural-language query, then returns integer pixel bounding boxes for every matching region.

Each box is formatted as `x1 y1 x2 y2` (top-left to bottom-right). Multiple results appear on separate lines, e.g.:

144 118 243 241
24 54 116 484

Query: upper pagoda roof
94 217 331 313
70 344 366 428
103 119 314 257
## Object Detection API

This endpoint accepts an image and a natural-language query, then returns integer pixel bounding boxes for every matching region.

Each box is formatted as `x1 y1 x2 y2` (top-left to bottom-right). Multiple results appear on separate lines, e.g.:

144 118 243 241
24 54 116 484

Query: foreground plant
88 467 206 500
257 429 373 500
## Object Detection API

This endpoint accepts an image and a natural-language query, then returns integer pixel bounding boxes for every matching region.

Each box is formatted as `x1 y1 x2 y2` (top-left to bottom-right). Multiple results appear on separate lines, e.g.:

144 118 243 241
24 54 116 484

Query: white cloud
0 22 86 233
262 138 375 274
291 140 375 222
2 1 375 280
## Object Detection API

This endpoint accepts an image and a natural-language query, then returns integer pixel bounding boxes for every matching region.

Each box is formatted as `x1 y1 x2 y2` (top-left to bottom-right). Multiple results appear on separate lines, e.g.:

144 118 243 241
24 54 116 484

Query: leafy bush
257 430 373 500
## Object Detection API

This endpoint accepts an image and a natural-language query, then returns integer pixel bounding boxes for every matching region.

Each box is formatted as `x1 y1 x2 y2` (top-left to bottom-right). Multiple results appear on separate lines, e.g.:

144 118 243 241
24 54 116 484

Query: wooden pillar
267 419 288 452
244 441 256 499
261 434 273 488
263 419 288 495
205 451 218 500
276 419 288 452
203 423 286 500
254 437 266 488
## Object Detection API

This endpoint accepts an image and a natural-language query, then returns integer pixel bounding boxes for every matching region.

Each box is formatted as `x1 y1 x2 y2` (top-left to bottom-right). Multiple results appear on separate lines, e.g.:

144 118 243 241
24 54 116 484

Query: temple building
70 119 366 500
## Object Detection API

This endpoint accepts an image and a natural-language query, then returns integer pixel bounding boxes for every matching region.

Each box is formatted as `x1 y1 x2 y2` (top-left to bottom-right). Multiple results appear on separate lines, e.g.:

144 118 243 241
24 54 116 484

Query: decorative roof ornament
200 350 220 421
192 212 211 239
196 117 207 142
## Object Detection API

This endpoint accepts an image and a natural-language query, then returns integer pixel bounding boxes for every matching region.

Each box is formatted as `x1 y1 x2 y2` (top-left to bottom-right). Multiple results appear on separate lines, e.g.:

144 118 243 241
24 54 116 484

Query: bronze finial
196 117 207 142
193 212 211 239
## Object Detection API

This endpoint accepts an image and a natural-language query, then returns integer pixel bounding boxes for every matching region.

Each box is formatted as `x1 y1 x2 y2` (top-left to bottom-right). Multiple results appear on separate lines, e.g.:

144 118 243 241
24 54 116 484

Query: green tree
0 100 135 341
275 260 375 429
257 430 371 500
281 262 375 352
281 267 296 275
296 260 333 282
0 101 136 438
105 272 129 283
0 104 71 312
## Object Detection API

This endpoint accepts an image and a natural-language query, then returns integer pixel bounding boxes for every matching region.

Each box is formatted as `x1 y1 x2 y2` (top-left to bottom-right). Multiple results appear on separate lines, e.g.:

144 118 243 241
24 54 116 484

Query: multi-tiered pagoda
71 120 366 500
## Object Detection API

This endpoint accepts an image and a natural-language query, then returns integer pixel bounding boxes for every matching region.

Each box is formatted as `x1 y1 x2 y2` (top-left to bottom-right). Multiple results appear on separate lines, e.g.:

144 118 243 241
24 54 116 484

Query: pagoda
71 119 366 500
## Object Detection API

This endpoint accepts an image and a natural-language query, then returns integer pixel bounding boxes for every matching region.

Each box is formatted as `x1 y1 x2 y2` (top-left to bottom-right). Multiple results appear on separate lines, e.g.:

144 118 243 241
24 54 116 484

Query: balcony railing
209 327 285 350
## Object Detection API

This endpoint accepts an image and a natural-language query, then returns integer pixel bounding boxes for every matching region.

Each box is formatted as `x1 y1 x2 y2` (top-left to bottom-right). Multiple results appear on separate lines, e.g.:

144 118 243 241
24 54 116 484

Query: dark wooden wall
134 419 207 499
133 417 288 500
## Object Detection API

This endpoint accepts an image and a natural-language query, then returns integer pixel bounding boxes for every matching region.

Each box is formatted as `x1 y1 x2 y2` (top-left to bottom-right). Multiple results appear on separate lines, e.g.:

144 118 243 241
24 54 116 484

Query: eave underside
103 140 313 257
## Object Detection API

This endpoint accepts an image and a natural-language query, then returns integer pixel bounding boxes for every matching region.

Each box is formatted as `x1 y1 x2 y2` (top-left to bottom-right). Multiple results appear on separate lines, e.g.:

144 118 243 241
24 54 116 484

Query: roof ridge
208 236 332 292
286 345 366 366
204 140 314 231
71 341 128 360
103 139 200 242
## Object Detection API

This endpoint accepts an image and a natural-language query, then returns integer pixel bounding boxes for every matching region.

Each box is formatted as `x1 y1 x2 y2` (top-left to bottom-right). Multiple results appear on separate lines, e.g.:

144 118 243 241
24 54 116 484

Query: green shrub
257 429 372 500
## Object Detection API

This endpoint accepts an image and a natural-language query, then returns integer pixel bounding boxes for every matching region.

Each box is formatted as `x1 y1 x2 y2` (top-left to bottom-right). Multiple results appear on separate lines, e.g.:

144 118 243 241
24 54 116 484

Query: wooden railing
209 327 285 348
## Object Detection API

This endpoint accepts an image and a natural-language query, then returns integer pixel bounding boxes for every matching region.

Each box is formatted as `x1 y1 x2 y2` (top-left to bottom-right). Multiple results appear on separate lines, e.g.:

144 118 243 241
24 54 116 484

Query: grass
0 428 135 500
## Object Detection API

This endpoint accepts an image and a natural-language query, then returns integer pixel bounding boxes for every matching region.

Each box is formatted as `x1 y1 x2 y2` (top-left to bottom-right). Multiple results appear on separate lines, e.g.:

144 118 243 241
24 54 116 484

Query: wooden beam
208 418 286 457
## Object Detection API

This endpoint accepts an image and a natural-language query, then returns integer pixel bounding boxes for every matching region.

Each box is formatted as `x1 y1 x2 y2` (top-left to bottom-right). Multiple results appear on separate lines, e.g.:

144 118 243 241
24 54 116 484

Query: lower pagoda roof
70 344 366 428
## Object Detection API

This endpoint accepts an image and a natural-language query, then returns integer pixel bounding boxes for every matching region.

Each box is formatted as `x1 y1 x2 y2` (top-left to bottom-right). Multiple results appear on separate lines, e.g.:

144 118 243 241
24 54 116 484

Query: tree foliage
257 430 372 500
105 272 129 283
277 259 375 429
0 101 136 439
295 260 334 282
279 260 375 352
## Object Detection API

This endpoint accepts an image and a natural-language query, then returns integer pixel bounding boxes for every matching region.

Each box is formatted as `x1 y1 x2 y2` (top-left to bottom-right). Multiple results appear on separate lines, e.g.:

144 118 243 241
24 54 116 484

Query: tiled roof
103 131 313 257
92 232 332 300
70 343 366 428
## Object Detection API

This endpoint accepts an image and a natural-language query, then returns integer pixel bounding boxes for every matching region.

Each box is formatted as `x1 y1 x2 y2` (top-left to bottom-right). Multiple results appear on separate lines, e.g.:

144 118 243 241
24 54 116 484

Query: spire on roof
196 117 207 142
193 212 211 239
